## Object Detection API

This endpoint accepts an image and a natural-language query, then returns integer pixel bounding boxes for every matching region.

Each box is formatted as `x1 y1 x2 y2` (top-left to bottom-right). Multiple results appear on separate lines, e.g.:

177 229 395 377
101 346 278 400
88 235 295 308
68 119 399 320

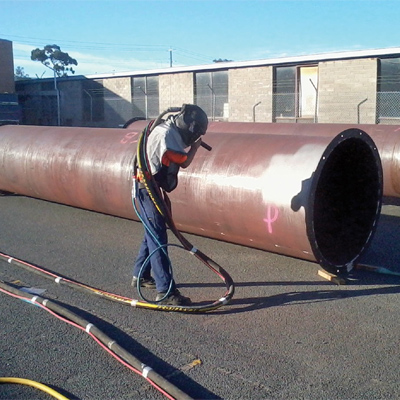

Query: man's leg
133 236 152 279
136 189 174 293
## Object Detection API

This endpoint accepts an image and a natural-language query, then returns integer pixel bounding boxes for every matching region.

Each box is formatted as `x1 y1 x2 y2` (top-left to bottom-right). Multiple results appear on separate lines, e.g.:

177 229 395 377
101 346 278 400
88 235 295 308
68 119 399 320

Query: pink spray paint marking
264 205 279 234
120 132 139 145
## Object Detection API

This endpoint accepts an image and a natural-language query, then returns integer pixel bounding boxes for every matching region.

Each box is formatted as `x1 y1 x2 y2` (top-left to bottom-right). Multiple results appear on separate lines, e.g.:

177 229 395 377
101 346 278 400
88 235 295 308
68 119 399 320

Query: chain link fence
16 86 400 127
376 92 400 124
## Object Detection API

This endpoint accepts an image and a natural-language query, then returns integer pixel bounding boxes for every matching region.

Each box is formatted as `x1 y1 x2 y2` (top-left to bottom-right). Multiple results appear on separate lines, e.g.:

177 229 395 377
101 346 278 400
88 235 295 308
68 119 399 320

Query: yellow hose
0 377 70 400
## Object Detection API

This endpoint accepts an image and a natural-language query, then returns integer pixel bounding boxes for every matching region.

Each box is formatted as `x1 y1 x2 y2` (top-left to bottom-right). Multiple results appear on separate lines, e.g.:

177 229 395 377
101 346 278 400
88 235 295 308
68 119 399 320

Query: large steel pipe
127 120 400 199
0 125 140 219
0 124 382 273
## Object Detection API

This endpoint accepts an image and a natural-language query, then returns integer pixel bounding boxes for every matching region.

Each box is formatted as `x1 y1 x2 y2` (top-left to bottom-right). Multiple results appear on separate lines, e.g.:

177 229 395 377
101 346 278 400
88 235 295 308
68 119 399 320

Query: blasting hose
0 279 193 400
133 108 235 311
0 251 215 312
0 108 233 315
0 111 234 312
0 109 234 400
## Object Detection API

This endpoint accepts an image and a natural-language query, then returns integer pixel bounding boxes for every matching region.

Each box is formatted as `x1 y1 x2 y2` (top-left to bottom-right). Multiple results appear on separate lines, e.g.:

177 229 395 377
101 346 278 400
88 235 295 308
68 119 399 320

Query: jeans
133 188 174 293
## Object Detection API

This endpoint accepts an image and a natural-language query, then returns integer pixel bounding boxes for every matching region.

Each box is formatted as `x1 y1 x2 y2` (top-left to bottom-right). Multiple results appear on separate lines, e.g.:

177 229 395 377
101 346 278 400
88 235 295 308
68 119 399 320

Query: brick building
0 38 20 124
0 38 14 93
13 45 400 127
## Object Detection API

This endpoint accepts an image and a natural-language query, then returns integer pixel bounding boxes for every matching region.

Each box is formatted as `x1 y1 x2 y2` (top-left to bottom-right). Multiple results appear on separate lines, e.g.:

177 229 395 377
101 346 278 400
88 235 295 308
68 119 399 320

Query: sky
1 0 400 79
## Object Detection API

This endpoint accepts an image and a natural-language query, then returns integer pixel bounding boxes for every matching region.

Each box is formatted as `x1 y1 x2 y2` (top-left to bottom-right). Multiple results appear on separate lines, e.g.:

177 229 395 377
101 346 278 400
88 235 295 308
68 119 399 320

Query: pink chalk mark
263 205 279 234
120 132 139 145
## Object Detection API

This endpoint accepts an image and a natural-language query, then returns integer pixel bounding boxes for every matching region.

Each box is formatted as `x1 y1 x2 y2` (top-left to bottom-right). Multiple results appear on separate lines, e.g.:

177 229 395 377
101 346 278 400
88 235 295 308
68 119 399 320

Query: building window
273 66 296 119
131 75 159 119
377 57 400 123
273 65 318 122
38 81 57 125
82 79 105 122
194 70 228 120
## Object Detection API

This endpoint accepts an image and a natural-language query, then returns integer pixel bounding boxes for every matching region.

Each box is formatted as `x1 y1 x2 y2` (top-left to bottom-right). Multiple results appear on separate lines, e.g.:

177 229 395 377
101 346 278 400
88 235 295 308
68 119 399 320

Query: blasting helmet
174 104 208 146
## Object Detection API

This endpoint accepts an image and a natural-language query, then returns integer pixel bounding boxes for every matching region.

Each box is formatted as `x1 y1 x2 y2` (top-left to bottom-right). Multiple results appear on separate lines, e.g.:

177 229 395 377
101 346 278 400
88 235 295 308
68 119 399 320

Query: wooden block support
317 269 346 285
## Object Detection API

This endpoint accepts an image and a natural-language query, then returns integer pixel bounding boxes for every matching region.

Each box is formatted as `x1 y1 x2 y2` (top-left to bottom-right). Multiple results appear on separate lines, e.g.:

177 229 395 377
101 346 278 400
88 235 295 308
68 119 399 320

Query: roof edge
16 46 400 83
84 46 400 79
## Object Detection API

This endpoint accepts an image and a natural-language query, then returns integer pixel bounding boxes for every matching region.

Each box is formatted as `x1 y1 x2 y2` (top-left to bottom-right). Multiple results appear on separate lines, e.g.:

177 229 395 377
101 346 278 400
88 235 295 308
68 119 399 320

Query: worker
132 104 208 306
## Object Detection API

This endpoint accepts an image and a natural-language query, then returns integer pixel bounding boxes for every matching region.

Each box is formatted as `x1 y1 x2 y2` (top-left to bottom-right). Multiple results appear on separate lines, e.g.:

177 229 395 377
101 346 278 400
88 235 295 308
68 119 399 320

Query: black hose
134 112 235 311
0 251 230 312
0 109 233 313
0 279 193 400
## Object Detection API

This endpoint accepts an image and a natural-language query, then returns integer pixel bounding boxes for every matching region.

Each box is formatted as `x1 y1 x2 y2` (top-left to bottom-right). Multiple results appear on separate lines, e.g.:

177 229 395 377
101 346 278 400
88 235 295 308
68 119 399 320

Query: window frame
131 75 159 119
376 57 400 123
194 70 228 121
273 64 318 122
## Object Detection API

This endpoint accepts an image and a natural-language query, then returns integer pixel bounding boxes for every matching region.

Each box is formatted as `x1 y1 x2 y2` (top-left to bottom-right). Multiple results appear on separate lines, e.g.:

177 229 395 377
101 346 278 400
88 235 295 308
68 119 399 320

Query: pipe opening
310 131 382 272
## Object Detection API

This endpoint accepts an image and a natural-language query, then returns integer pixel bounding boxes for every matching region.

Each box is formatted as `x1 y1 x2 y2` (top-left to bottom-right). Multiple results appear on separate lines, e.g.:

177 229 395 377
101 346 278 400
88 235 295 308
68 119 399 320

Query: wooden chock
317 269 346 285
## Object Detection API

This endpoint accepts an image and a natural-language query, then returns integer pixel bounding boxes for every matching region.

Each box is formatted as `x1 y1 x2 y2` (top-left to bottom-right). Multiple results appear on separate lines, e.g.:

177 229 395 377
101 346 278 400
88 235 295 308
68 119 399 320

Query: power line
0 33 167 50
4 33 227 76
1 33 217 62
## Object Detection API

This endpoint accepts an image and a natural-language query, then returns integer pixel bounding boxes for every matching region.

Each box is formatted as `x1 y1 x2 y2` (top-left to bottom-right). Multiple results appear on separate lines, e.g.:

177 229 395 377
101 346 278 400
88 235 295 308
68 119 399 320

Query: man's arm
181 138 202 169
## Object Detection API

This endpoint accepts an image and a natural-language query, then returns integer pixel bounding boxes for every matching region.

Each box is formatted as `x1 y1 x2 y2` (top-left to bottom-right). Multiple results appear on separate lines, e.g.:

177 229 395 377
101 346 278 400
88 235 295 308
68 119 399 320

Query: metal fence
16 88 400 127
376 92 400 123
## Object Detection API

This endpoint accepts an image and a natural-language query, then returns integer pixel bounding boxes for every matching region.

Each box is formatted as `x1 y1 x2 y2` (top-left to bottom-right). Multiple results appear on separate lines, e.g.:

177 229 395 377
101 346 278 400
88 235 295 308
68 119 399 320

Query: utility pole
54 69 61 126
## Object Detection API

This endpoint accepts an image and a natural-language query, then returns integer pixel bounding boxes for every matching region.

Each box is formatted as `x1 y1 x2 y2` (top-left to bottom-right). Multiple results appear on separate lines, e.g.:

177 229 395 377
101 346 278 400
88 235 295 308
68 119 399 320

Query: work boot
131 276 156 289
156 289 192 306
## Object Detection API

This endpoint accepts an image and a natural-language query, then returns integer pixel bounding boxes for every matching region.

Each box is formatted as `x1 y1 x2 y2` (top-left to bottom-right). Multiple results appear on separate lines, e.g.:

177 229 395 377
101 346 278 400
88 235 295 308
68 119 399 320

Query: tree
15 66 30 80
31 44 78 77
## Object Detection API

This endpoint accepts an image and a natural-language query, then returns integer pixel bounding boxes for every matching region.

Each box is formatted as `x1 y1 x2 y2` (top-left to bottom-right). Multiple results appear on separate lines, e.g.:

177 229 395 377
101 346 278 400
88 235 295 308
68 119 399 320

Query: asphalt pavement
1 194 400 400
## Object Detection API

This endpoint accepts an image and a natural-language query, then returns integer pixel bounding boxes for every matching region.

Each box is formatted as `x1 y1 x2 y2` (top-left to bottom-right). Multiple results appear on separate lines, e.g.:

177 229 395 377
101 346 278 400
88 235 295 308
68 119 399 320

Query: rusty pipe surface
0 125 139 219
126 120 400 199
0 124 382 273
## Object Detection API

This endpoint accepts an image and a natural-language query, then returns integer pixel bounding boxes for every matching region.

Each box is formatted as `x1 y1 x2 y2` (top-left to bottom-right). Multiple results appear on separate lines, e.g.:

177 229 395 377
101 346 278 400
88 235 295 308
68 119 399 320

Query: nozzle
201 141 212 151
